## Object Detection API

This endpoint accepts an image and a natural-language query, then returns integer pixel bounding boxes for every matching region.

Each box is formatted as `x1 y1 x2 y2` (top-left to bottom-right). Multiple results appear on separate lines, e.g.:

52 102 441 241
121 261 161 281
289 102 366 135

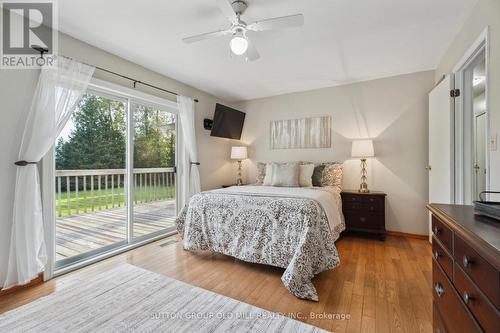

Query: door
428 75 454 204
132 102 177 240
55 91 128 268
52 81 179 271
428 75 454 241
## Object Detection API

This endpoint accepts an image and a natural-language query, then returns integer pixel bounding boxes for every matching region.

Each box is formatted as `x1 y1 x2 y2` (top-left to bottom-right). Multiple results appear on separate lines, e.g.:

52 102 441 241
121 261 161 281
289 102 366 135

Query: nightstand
341 190 387 240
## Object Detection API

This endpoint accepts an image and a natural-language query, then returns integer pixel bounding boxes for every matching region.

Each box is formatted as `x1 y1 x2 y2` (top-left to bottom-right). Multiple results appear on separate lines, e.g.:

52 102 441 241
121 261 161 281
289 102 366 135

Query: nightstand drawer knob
359 217 367 222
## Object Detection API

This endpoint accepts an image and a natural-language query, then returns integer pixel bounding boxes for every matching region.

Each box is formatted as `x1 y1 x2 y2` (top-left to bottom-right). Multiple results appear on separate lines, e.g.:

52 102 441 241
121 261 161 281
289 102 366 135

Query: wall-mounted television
210 104 246 140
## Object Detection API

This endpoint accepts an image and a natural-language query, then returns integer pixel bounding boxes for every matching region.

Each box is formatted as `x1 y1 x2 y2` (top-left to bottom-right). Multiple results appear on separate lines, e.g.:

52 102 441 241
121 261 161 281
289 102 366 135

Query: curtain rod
32 46 199 103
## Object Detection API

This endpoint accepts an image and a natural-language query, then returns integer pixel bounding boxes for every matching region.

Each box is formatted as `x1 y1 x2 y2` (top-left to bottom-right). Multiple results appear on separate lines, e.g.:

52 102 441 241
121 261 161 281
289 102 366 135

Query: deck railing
55 168 176 217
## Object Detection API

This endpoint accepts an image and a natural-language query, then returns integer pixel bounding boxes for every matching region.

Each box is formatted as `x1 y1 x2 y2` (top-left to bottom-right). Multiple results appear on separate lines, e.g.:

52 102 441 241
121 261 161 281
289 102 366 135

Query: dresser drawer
433 301 448 333
454 234 500 309
432 216 453 254
455 263 500 333
433 260 481 333
432 236 453 281
342 201 383 213
343 211 383 230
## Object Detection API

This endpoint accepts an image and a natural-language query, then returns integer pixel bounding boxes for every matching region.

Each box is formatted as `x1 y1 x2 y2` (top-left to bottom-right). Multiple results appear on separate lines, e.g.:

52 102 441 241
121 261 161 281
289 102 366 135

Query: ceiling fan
182 0 304 61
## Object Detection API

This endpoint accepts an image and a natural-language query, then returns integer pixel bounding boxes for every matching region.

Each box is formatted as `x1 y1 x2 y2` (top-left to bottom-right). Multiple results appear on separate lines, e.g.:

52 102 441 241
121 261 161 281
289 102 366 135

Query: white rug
0 264 328 332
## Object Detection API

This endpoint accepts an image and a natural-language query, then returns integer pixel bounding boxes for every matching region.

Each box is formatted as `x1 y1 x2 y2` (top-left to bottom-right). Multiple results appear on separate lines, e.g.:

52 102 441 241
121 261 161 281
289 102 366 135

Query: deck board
56 199 175 261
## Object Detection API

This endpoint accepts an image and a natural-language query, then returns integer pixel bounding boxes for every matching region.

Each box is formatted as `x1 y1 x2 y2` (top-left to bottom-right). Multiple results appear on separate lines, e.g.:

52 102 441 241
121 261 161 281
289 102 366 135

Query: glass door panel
132 102 177 239
55 92 127 268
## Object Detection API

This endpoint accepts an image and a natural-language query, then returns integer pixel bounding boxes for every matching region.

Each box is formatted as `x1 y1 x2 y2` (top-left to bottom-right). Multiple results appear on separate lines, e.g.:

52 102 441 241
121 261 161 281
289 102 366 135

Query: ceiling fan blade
245 41 260 61
247 14 304 32
216 0 237 22
182 29 230 43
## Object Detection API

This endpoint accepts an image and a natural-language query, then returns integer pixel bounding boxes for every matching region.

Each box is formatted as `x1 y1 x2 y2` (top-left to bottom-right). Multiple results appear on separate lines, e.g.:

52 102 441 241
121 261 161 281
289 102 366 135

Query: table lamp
231 146 248 186
351 140 375 193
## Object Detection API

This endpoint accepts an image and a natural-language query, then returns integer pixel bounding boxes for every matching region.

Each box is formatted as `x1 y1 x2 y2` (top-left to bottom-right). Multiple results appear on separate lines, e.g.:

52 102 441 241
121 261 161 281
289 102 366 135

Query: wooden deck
56 199 176 261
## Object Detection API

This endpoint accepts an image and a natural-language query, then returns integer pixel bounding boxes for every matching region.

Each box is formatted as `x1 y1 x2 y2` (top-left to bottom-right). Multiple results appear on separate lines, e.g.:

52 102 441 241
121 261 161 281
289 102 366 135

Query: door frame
42 78 180 280
452 27 490 204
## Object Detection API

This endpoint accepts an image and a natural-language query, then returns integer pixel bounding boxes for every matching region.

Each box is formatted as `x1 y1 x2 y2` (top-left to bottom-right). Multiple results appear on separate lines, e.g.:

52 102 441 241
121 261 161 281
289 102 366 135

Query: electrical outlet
490 134 497 151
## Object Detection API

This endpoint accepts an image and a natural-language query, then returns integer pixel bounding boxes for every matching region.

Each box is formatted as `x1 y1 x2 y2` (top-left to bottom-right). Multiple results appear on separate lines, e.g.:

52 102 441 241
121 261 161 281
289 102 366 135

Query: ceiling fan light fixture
230 34 248 55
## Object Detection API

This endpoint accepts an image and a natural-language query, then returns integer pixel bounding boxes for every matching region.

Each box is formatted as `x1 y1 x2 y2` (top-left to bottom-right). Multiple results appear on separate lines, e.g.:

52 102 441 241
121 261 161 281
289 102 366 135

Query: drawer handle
433 226 441 236
463 291 473 304
359 217 367 222
434 282 444 297
433 251 440 260
463 255 473 268
435 330 441 333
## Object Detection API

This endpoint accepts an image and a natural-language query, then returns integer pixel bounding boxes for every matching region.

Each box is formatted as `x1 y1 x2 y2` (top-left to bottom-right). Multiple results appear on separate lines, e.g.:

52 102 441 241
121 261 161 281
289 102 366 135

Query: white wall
0 31 237 286
435 0 500 190
237 71 435 236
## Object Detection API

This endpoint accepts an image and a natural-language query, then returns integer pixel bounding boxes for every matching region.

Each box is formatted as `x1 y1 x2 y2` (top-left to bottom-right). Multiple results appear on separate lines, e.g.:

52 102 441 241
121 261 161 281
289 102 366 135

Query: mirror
472 55 486 201
456 47 488 204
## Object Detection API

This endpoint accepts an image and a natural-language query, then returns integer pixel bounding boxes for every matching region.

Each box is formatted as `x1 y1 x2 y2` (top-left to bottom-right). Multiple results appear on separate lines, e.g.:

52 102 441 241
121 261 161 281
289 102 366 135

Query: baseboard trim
386 230 428 240
0 274 43 297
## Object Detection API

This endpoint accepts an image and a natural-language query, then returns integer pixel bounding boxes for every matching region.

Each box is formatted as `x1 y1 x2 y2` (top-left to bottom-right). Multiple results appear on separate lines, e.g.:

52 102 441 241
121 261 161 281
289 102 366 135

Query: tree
56 94 126 170
56 95 176 171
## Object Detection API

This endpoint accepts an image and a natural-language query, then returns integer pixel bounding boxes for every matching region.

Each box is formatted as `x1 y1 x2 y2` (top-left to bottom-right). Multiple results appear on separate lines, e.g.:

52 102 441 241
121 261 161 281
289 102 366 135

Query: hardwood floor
0 234 432 333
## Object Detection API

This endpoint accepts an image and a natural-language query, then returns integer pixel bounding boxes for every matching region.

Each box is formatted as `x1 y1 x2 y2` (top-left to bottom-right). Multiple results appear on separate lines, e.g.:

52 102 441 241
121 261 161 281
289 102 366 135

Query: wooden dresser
427 204 500 333
341 190 386 240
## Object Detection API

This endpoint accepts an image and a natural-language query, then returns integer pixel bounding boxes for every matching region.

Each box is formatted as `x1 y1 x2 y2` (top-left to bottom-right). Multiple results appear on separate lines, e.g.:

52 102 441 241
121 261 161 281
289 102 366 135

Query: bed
175 185 345 301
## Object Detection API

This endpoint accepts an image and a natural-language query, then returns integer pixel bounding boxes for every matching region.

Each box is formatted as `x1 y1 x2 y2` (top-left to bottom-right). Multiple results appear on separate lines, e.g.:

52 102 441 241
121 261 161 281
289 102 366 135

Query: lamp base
358 182 370 193
358 158 370 193
236 160 243 186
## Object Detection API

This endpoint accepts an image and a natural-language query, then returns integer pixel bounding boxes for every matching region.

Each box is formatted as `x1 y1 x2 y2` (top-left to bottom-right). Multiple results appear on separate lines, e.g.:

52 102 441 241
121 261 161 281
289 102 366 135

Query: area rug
0 264 327 332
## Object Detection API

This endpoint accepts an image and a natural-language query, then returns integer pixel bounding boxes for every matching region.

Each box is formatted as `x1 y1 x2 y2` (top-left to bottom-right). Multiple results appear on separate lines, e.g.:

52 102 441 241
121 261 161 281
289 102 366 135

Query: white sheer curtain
177 95 201 208
3 58 94 289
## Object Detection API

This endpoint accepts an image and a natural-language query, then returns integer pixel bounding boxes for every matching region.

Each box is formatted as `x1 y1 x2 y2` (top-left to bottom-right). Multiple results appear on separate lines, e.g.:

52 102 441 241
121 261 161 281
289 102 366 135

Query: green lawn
56 185 175 217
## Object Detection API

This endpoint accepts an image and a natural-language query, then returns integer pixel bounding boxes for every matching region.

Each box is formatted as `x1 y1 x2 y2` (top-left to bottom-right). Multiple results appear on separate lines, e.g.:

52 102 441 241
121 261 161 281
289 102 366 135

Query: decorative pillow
262 163 274 185
321 163 343 191
271 162 299 187
299 164 315 187
311 165 326 187
255 162 266 185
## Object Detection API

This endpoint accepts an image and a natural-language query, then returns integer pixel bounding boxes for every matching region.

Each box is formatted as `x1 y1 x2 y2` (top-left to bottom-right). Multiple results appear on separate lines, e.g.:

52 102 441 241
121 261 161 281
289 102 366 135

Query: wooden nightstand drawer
343 211 383 229
342 193 383 205
343 202 383 213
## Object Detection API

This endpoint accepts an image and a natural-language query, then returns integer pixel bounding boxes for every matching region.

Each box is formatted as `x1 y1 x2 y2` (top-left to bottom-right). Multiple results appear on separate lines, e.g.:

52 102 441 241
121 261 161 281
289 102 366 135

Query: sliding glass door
54 84 178 270
132 102 177 240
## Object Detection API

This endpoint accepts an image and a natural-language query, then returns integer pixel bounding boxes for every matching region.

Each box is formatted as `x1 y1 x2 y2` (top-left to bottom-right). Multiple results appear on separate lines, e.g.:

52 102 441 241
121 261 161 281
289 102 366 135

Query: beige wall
0 32 237 286
237 71 435 236
435 0 500 189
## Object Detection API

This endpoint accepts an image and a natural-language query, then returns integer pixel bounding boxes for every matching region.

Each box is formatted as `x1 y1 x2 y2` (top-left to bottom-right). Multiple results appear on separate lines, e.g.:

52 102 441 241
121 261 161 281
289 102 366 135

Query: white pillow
299 164 314 187
271 163 299 187
262 163 273 185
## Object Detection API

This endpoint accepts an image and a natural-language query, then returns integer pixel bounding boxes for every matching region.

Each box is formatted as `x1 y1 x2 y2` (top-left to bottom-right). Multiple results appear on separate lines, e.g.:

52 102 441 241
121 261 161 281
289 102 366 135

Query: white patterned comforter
175 186 345 301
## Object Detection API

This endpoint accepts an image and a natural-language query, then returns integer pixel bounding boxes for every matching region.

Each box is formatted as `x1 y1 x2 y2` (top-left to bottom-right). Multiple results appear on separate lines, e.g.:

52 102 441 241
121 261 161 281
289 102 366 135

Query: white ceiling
58 0 478 102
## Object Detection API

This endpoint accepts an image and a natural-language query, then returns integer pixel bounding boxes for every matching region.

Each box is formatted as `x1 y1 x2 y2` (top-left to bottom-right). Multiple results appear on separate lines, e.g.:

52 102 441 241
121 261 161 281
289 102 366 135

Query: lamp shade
231 146 248 160
351 140 375 158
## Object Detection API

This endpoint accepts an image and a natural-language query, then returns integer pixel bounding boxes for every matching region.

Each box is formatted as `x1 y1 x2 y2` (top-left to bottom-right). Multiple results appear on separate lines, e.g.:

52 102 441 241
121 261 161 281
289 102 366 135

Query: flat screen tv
210 104 246 140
